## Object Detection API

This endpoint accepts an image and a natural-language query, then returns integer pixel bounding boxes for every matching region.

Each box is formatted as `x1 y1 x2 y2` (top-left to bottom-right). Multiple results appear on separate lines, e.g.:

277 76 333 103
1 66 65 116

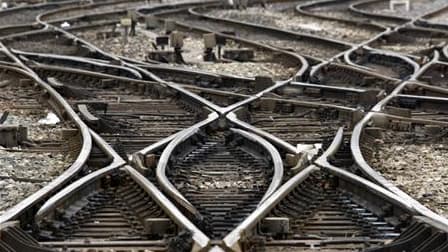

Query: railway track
346 48 418 80
215 128 448 251
2 0 448 252
164 128 277 239
148 5 349 61
17 51 143 79
353 0 448 21
0 65 82 216
1 164 211 252
203 2 384 44
421 5 448 27
310 63 400 93
417 61 448 89
231 98 355 150
359 115 448 218
2 30 106 59
299 0 407 28
35 169 174 251
367 27 448 60
71 21 302 79
39 0 149 23
0 0 80 27
29 65 208 157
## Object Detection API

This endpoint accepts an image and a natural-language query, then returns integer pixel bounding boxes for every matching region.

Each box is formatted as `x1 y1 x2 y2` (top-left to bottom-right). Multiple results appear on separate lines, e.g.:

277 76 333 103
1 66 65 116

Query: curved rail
0 57 92 224
189 5 351 60
155 112 219 215
344 47 420 78
350 113 448 228
226 111 297 154
156 121 285 222
222 127 425 251
349 0 411 23
297 0 390 29
222 165 318 252
15 50 143 79
35 130 126 221
229 128 283 205
0 0 80 28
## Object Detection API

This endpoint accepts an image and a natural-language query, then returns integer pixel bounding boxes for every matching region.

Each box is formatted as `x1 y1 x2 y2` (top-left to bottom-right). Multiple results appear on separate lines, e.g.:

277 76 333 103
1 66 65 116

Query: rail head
35 129 126 222
15 50 143 79
349 0 412 22
156 112 219 217
124 165 211 251
222 165 319 252
226 112 298 154
344 47 420 78
350 112 448 229
0 61 92 224
229 128 284 205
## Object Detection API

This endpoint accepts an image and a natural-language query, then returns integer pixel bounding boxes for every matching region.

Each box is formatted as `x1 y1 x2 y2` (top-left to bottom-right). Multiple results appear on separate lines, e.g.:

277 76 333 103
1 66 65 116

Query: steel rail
290 81 368 93
349 0 412 23
36 0 145 23
349 45 448 229
222 129 424 252
226 111 298 154
156 119 285 224
189 5 352 56
229 128 284 205
35 129 126 222
33 0 309 116
124 165 211 251
299 0 392 30
350 112 448 228
14 50 143 79
155 112 219 216
344 47 420 78
403 81 448 96
222 165 318 252
0 0 80 29
0 24 45 40
0 53 92 225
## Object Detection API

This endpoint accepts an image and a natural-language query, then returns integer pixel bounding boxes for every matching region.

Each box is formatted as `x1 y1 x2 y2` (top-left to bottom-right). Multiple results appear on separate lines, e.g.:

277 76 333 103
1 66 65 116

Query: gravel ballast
368 132 448 218
0 72 78 215
207 7 379 44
